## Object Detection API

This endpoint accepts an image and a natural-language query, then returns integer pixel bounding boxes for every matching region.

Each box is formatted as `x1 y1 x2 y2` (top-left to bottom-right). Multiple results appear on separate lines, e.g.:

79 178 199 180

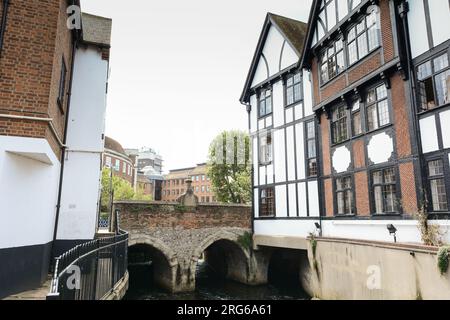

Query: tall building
0 1 112 298
242 0 450 248
161 163 215 203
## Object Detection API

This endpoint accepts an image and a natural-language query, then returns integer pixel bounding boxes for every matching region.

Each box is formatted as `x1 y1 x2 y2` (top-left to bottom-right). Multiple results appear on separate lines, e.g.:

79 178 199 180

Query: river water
125 263 309 300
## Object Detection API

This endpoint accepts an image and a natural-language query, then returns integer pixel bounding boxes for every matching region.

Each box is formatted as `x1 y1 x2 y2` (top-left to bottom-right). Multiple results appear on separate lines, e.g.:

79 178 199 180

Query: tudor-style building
242 1 450 247
240 13 322 241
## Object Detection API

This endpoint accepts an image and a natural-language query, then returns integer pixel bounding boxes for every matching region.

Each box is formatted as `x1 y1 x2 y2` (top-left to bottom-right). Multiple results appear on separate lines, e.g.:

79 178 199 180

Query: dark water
125 263 309 300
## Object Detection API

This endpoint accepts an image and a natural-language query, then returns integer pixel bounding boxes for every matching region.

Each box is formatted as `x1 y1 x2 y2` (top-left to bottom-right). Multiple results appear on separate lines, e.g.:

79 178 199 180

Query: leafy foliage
237 232 253 250
101 168 151 210
437 246 450 275
207 130 251 204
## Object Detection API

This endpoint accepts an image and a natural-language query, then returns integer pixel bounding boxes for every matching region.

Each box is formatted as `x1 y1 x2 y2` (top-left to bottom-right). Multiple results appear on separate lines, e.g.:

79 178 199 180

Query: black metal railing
46 230 128 300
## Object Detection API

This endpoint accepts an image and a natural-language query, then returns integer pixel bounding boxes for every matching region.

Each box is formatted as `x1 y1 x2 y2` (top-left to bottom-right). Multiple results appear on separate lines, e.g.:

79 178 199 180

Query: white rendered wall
428 0 450 49
420 116 439 153
0 136 60 249
57 46 108 241
254 219 320 238
272 81 284 128
408 0 429 59
440 110 450 149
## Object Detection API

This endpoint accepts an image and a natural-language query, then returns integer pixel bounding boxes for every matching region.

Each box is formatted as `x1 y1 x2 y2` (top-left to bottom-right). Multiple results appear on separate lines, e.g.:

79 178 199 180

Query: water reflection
125 262 309 300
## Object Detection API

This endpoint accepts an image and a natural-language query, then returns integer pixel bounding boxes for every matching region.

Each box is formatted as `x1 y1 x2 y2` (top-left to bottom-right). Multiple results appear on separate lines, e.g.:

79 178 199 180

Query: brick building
241 0 450 246
0 1 112 298
103 136 134 185
161 163 216 203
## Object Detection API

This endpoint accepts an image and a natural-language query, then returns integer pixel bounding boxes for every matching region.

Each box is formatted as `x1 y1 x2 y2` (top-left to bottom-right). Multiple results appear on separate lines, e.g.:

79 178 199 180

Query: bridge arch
128 234 179 292
189 231 252 287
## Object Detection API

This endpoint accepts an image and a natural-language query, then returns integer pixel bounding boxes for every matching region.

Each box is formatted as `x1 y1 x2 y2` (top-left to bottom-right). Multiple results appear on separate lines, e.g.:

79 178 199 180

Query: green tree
207 130 251 204
101 168 151 211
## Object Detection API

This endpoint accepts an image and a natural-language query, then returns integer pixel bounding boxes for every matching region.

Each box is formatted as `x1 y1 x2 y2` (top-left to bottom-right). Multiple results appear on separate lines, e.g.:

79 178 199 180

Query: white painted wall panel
263 26 285 77
254 188 259 218
294 103 303 121
259 166 266 186
297 182 308 217
285 107 294 124
288 183 297 217
274 129 286 183
58 152 101 240
286 126 296 181
295 122 305 180
0 137 60 249
251 58 269 87
420 116 439 153
280 41 298 70
267 164 274 185
275 185 288 217
308 181 320 217
258 119 265 130
272 81 284 128
367 132 394 165
428 0 450 49
252 137 259 186
408 0 429 58
254 219 320 238
67 47 108 152
303 69 314 116
440 110 450 149
250 95 258 134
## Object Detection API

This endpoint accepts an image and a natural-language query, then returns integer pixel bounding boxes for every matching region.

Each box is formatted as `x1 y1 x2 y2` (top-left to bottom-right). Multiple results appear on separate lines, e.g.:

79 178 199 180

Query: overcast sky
81 0 313 173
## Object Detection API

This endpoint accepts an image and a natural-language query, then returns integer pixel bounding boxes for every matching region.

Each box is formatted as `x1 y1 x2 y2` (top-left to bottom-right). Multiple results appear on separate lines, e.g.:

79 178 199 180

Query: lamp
314 222 322 237
387 224 397 243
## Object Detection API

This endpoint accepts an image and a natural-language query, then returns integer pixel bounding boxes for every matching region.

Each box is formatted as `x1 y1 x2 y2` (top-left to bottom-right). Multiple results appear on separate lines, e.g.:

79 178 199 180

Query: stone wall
302 238 450 300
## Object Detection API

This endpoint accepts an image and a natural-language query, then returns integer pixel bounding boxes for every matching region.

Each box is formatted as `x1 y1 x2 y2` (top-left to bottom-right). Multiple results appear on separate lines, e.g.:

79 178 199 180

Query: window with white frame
114 159 120 172
417 52 450 111
123 162 127 174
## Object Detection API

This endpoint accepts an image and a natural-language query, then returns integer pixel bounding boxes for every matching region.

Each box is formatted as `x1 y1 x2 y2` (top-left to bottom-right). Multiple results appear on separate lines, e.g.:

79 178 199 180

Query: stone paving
3 276 51 300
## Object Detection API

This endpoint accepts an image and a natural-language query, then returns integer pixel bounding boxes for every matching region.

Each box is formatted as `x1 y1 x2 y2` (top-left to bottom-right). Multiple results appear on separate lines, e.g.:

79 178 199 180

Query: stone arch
189 230 252 286
128 233 179 292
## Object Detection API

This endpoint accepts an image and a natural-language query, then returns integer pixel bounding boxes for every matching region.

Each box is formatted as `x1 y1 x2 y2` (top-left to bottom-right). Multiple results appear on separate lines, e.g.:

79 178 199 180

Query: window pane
373 171 382 184
419 77 436 110
294 83 302 102
376 85 387 99
352 111 362 135
435 70 450 106
287 77 293 86
431 179 448 211
357 33 368 58
384 168 396 183
356 20 365 34
307 121 315 138
337 192 345 214
321 62 329 83
384 185 397 212
348 41 357 65
429 159 444 176
417 61 432 81
266 95 272 114
259 100 265 116
348 27 356 42
335 38 343 51
287 87 294 105
367 104 378 131
434 54 449 72
337 0 348 21
294 73 301 84
308 159 318 176
345 190 353 214
336 51 345 73
367 89 376 103
308 140 316 158
374 186 383 213
377 100 390 126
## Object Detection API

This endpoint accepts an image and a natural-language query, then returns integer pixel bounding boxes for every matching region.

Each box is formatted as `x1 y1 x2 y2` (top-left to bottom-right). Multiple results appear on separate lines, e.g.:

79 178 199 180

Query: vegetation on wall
414 200 444 247
101 168 151 211
207 130 251 204
237 231 253 250
437 246 450 275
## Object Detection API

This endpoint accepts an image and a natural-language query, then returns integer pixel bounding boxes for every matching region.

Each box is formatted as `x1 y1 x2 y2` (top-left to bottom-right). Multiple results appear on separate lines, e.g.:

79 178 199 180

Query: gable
251 26 299 87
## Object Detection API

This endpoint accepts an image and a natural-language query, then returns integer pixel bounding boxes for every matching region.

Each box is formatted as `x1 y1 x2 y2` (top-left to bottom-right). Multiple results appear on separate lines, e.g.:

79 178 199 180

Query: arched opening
125 243 175 299
266 248 310 299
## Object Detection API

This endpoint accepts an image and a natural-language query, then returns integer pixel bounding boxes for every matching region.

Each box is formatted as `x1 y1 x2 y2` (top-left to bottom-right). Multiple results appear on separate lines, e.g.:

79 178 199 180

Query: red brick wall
116 202 252 230
399 162 418 215
391 73 412 159
355 171 370 216
324 178 333 217
353 139 365 169
0 0 73 158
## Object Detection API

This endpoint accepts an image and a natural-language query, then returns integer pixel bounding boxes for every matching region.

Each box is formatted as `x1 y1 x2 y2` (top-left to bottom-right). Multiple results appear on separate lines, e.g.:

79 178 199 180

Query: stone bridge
115 200 269 293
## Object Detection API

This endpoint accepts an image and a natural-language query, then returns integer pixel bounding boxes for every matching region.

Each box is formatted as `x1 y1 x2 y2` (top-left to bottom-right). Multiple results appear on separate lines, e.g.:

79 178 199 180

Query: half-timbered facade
241 13 321 239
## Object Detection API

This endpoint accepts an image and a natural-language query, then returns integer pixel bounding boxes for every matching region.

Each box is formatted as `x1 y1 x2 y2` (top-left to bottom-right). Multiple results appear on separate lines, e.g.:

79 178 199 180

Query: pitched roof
299 0 323 69
81 13 112 47
239 13 308 103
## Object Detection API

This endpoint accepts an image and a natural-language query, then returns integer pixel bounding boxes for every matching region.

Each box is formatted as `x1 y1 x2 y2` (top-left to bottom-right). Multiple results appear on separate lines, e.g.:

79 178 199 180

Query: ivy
437 246 450 275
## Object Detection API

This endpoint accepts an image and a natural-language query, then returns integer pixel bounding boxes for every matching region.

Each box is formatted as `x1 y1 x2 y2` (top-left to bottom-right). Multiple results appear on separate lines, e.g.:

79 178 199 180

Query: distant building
103 136 134 185
135 147 163 174
162 163 215 203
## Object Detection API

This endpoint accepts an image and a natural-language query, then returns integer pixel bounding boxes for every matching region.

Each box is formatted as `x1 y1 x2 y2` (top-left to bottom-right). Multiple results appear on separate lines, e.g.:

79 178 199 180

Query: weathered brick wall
116 201 252 230
0 0 73 157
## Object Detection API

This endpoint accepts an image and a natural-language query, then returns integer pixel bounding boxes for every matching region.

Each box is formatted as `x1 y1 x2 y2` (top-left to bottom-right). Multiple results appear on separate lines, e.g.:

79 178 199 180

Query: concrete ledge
102 271 129 300
253 234 309 250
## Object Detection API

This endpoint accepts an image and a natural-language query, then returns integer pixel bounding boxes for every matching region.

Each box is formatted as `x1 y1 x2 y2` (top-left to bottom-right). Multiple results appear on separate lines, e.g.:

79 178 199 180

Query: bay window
347 10 379 66
320 38 345 83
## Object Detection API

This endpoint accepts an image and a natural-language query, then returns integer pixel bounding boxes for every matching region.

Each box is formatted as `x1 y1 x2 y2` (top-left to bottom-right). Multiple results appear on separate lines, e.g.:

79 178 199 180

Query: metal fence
47 230 128 300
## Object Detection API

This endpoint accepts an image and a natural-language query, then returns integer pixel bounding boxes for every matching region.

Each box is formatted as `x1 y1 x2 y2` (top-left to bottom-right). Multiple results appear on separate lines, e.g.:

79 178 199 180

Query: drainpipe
0 0 10 59
51 34 78 260
242 101 255 236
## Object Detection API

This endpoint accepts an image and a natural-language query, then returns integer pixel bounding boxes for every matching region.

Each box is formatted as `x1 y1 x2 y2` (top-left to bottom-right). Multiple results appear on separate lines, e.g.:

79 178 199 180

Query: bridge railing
46 230 128 300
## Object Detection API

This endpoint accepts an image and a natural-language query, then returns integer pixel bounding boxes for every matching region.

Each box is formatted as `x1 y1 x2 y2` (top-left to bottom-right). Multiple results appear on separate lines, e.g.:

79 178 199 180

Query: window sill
371 213 401 218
